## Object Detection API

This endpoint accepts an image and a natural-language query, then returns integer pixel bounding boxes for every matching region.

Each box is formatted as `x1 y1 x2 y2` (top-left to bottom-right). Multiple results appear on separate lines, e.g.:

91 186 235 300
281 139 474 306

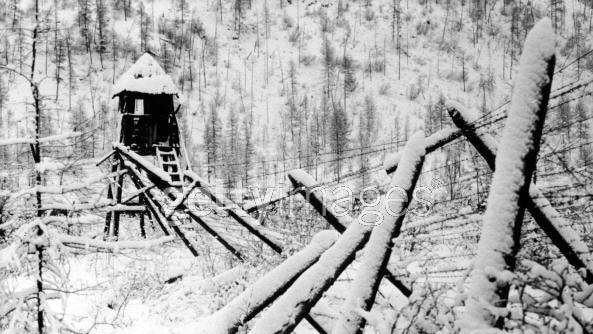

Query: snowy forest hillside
1 0 593 333
1 0 591 188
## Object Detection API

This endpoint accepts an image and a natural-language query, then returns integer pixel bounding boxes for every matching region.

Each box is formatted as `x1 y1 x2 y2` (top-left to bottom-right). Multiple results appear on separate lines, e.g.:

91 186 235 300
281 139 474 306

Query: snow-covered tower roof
112 53 179 97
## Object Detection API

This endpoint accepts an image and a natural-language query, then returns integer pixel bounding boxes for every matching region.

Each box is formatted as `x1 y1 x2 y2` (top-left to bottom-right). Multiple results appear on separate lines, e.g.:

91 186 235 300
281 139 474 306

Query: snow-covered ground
2 0 593 332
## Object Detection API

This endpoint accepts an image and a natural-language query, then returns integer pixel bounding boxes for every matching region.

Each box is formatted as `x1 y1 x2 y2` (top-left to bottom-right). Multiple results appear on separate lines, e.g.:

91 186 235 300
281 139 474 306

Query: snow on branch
204 230 339 334
0 132 81 147
5 170 125 208
52 233 175 252
333 132 426 334
460 18 556 332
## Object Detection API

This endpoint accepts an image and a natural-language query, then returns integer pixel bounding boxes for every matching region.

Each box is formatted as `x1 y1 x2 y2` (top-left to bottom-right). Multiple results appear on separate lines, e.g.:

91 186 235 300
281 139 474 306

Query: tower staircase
155 146 183 187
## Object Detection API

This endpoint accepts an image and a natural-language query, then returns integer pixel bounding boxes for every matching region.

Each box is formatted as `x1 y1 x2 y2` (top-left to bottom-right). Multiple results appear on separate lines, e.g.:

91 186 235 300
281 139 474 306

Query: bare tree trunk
30 0 44 332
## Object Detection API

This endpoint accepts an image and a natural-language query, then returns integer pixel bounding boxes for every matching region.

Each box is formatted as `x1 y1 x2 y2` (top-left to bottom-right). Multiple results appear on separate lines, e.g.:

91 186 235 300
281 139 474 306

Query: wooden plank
112 161 125 239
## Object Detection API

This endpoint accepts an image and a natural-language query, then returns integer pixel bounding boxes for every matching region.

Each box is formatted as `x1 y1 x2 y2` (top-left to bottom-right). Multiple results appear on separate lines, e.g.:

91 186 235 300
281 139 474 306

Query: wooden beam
209 231 338 333
334 133 426 334
287 170 412 298
462 18 555 330
384 126 461 174
449 103 593 283
114 144 283 255
121 156 245 261
184 171 284 254
125 162 200 257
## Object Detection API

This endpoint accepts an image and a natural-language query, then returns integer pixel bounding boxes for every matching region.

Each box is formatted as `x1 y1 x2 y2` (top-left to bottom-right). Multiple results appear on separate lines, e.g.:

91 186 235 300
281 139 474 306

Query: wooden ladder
155 146 183 187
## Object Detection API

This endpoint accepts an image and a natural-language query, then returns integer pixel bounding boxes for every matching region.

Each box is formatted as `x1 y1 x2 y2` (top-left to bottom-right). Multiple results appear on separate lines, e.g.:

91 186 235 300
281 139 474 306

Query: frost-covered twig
333 132 426 334
461 18 556 332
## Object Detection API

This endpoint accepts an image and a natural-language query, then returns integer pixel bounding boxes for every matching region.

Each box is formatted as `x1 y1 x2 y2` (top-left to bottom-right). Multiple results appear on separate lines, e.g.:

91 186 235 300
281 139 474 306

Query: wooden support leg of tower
139 208 146 239
448 105 593 283
104 160 121 239
116 149 246 261
158 180 246 261
124 167 199 256
112 162 125 240
287 170 412 298
103 181 114 240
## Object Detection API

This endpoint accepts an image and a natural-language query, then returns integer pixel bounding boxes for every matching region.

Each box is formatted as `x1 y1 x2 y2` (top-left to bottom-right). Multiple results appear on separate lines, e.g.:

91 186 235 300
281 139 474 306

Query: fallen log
206 230 338 334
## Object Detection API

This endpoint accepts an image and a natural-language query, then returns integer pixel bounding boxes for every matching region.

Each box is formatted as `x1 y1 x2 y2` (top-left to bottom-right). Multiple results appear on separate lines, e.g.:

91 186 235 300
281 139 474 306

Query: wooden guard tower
112 52 184 184
104 53 187 239
101 53 281 266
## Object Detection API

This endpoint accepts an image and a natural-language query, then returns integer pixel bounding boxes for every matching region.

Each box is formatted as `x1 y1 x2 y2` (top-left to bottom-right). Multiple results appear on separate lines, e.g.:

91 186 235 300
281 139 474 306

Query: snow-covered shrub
319 9 335 33
378 82 391 95
364 7 376 22
407 77 425 101
299 53 316 66
288 28 300 45
509 259 593 333
454 259 593 333
282 12 295 30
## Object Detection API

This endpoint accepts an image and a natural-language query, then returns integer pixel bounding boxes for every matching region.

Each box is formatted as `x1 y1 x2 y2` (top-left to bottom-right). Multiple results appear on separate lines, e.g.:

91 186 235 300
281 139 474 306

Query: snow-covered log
206 230 339 334
287 169 411 296
384 126 461 174
172 191 246 261
460 18 556 332
249 137 426 334
448 101 593 283
287 170 349 233
248 218 371 333
332 132 426 334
